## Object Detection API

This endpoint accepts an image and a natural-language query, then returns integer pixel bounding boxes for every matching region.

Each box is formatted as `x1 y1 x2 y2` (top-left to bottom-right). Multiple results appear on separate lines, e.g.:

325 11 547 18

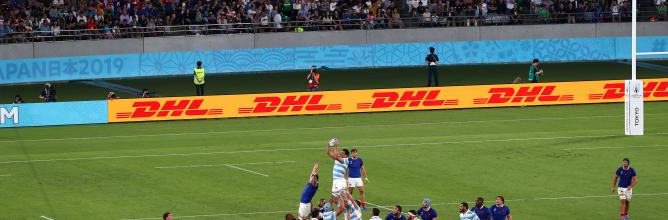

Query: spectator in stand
13 95 24 104
39 83 57 102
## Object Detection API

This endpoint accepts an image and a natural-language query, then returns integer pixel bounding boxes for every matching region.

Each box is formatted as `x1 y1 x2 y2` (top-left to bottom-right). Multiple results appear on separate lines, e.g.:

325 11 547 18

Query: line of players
294 138 638 220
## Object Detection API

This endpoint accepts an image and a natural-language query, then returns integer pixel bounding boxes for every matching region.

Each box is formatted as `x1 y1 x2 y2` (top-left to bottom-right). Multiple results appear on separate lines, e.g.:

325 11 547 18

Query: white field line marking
376 192 668 208
0 133 636 165
3 114 661 144
122 210 292 220
366 201 393 211
562 144 668 151
40 216 54 220
121 192 668 220
0 174 11 177
224 164 269 177
155 160 296 169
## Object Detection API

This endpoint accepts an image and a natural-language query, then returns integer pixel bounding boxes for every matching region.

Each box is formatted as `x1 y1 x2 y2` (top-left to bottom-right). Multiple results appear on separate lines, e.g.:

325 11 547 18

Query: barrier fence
106 78 668 123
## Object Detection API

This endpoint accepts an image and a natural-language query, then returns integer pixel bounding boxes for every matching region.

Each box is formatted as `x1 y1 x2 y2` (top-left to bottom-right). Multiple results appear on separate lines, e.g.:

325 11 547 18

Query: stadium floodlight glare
625 0 667 136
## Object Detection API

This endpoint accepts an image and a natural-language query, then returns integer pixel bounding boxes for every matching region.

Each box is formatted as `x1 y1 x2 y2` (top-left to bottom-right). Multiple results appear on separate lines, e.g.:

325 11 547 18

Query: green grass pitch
1 60 667 219
1 102 668 219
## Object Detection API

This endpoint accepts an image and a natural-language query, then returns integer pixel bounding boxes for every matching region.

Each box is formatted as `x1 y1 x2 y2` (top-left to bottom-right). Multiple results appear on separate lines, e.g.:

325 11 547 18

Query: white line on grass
224 164 269 177
375 192 668 208
562 144 668 151
4 114 663 144
3 133 663 165
0 174 11 177
154 160 296 169
122 192 668 219
39 216 54 220
0 133 638 165
122 210 291 220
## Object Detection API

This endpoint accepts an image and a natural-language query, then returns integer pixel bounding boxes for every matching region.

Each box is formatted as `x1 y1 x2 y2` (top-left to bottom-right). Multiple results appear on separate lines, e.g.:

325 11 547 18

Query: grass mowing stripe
0 133 640 164
562 144 668 150
5 113 666 143
154 160 296 169
122 210 292 220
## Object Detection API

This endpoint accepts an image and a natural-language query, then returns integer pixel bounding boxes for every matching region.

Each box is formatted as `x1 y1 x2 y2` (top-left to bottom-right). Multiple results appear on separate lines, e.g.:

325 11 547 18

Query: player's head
162 212 172 220
408 210 418 220
475 197 484 207
393 205 402 215
459 202 469 213
372 208 380 216
196 61 202 67
496 196 505 205
429 47 435 54
311 65 317 72
422 198 431 209
532 58 540 66
285 213 296 220
341 149 349 158
318 198 326 208
351 148 358 158
623 158 630 168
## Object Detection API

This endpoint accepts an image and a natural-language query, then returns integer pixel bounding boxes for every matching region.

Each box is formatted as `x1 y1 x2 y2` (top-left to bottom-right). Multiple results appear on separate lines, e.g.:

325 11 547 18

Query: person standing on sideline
417 198 438 220
490 196 512 220
425 47 440 87
348 148 369 209
612 158 638 220
528 59 543 83
193 61 205 96
459 202 480 220
307 65 321 91
471 197 492 220
298 162 320 220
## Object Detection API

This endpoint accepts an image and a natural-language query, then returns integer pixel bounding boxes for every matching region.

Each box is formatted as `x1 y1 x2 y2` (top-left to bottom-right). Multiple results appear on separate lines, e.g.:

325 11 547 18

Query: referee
425 47 440 87
193 61 205 96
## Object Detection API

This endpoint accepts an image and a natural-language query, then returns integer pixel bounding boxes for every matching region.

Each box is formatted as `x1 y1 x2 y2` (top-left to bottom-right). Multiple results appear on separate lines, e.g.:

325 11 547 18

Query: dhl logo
238 95 342 114
588 81 668 100
473 86 574 104
116 99 223 118
357 90 458 109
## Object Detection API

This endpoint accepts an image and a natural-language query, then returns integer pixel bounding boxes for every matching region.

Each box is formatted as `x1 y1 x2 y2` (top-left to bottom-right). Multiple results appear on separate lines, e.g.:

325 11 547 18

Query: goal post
625 0 642 136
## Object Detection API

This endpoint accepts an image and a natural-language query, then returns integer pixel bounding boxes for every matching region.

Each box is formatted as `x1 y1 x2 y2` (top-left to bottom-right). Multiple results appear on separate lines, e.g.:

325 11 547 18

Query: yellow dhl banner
108 78 668 122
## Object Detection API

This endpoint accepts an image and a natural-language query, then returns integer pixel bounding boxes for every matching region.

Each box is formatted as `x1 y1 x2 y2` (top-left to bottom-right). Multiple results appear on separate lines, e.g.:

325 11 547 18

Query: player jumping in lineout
327 138 350 205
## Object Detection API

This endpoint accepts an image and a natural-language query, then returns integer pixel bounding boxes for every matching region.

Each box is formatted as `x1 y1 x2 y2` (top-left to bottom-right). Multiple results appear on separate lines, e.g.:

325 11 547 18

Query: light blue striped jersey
321 211 336 220
332 157 349 180
346 200 362 220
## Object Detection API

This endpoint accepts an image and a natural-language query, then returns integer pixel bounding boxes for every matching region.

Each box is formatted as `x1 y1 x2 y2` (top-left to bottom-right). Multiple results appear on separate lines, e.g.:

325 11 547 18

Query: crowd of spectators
0 0 665 42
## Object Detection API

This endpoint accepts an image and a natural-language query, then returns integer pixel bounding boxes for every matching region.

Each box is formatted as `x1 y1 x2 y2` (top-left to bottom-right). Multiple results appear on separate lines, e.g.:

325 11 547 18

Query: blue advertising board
0 101 108 128
1 36 667 84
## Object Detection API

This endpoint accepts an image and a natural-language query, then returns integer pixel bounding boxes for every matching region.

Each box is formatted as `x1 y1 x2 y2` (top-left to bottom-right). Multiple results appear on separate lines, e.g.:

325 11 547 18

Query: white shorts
298 202 311 220
348 178 364 188
332 179 347 196
618 187 633 201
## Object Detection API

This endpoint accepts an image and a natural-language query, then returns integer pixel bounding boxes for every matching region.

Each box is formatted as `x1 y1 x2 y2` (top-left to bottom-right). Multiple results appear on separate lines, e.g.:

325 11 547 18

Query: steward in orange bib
307 65 320 92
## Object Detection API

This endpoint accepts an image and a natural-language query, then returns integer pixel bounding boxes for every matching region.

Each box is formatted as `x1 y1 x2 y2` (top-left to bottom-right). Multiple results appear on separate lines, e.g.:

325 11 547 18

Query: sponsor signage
108 78 668 123
0 101 108 128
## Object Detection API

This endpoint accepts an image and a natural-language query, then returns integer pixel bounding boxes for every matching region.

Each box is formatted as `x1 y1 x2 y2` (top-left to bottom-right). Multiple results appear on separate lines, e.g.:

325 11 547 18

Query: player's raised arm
327 138 343 163
310 162 319 185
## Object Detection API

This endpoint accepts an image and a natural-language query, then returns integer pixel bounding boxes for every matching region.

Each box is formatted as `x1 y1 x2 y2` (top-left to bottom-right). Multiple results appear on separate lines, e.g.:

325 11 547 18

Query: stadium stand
0 0 664 43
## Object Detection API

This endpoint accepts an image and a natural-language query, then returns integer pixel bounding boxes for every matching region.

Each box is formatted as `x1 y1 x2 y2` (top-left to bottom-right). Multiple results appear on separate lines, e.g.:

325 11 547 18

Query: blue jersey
616 167 637 188
300 182 318 203
333 158 349 180
385 213 407 220
348 157 364 178
490 205 510 220
472 206 492 220
417 208 438 220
